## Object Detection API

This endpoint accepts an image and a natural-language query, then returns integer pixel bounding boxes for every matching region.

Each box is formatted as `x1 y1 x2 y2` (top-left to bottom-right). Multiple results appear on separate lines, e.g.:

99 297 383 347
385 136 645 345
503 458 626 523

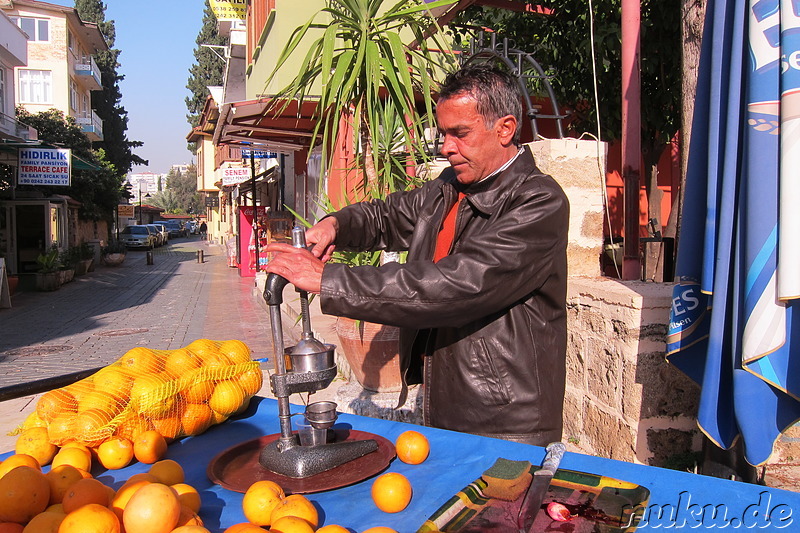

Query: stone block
587 347 620 407
584 403 636 462
645 428 699 468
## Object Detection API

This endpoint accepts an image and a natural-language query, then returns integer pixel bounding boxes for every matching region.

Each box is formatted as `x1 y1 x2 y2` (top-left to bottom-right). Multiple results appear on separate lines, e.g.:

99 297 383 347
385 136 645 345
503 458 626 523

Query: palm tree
267 0 457 204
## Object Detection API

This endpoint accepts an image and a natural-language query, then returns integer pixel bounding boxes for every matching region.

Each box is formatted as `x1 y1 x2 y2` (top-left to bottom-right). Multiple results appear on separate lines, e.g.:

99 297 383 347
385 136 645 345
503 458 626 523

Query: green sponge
481 458 532 501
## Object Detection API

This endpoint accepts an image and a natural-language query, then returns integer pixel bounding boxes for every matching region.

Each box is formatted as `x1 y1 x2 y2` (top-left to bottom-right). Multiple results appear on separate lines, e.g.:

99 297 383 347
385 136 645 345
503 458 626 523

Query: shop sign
205 196 220 207
241 149 277 159
209 0 246 21
221 167 251 186
118 205 134 218
18 148 71 186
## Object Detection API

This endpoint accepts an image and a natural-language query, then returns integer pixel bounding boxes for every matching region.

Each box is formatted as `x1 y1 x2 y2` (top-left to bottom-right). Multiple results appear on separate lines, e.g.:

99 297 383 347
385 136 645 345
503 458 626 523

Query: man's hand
305 217 338 262
264 242 325 294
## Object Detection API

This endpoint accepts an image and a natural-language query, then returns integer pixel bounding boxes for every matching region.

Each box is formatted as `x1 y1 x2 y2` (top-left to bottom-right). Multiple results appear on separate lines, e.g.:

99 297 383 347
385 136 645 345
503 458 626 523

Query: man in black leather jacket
266 64 569 446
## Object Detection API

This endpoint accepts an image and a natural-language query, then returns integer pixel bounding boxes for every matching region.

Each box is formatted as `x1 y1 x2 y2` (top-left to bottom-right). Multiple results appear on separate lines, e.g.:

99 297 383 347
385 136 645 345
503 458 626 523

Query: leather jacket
321 146 569 445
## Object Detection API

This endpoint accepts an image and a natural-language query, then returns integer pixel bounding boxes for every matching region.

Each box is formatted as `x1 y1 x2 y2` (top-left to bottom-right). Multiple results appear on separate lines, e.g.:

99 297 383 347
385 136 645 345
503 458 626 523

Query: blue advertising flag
667 0 800 466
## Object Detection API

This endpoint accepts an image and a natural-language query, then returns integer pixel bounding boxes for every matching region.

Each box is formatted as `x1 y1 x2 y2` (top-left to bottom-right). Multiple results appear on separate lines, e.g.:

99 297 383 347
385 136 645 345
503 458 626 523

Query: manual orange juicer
259 226 378 478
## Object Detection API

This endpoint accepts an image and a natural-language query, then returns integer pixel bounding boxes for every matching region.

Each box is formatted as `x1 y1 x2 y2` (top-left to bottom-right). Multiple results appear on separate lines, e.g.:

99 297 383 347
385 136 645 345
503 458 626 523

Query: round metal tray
206 428 395 493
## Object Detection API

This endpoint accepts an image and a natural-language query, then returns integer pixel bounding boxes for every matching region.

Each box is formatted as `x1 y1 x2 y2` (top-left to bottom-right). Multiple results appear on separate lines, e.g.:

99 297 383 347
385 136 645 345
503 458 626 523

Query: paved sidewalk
0 236 333 453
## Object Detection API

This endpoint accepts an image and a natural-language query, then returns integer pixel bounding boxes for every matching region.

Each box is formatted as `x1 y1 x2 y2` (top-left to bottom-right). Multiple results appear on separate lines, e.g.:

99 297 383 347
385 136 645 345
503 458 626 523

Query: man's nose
440 135 456 157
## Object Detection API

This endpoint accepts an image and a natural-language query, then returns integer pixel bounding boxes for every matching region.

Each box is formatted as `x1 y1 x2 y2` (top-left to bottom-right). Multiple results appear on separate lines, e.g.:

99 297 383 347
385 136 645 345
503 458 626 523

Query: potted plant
101 240 127 266
36 246 62 291
269 0 456 391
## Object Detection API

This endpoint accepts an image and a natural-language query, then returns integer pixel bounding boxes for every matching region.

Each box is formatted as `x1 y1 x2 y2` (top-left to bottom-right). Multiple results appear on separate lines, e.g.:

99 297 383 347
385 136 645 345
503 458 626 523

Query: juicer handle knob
264 273 289 306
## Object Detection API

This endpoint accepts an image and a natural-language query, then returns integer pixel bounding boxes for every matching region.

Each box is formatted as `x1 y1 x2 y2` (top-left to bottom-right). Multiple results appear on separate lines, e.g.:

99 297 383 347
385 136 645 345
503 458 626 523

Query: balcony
76 110 103 141
74 56 102 91
0 112 37 142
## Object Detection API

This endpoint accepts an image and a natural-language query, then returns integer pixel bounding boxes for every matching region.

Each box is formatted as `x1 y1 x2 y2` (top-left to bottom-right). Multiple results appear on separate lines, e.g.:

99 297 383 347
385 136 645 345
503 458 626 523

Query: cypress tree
74 0 147 174
185 0 226 139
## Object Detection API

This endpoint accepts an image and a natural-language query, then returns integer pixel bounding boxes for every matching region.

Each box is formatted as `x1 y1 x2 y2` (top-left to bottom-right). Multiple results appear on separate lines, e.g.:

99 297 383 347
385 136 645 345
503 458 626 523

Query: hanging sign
118 205 135 218
209 0 246 21
18 148 71 186
221 167 251 186
241 149 277 159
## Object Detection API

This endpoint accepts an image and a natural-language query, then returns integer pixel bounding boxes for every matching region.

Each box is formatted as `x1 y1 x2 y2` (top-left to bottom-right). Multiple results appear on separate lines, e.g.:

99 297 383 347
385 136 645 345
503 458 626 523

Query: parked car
119 225 156 249
160 220 185 238
151 223 169 245
145 224 165 246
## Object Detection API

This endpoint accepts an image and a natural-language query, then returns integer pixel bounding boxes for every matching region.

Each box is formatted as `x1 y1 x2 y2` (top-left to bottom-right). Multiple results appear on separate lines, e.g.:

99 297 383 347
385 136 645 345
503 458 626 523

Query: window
0 69 5 116
11 17 49 42
18 70 52 104
70 80 79 112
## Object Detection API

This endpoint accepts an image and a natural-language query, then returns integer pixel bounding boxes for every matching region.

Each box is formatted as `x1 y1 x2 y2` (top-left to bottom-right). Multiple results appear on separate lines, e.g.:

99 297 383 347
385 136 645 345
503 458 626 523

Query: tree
74 0 147 175
185 0 225 141
453 1 682 275
151 165 201 214
15 108 123 221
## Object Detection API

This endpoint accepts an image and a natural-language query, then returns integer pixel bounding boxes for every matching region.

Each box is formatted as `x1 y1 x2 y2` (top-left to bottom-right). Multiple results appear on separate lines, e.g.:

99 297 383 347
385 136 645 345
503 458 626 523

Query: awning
213 98 319 152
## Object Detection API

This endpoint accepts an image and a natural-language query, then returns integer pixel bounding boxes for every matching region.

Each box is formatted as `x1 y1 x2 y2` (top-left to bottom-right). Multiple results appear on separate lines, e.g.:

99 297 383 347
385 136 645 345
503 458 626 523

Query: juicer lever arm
264 273 289 306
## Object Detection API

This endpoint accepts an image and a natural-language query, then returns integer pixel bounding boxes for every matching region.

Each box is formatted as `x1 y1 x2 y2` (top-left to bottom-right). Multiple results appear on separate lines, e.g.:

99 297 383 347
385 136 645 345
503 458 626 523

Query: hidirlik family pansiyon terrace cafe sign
18 148 71 186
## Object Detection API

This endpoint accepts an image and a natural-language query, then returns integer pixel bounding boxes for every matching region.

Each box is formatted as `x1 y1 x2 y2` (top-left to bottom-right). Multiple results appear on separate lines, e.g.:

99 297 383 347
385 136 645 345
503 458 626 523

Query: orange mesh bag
19 339 262 449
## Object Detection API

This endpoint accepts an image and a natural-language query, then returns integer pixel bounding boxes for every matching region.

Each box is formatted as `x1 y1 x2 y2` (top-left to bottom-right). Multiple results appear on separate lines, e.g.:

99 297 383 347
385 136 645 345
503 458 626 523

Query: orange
91 367 133 396
371 472 412 513
269 495 318 528
237 368 263 396
129 374 172 416
395 430 430 465
51 447 91 473
122 482 180 533
0 466 50 523
209 410 229 426
19 411 46 431
241 480 283 526
36 390 77 423
132 430 167 464
0 454 41 478
110 479 150 522
218 340 252 364
96 437 134 470
186 339 220 359
269 516 315 533
46 416 76 447
362 528 398 533
174 505 203 527
61 477 110 513
150 415 182 442
72 409 113 447
203 352 233 372
180 378 215 404
222 524 266 533
208 380 246 416
118 346 163 374
77 390 125 416
316 526 350 533
180 403 212 436
114 414 153 442
15 427 57 467
172 527 211 533
164 349 202 377
59 503 120 533
171 483 201 513
45 465 85 505
0 524 23 533
148 459 184 486
45 503 65 514
21 511 63 532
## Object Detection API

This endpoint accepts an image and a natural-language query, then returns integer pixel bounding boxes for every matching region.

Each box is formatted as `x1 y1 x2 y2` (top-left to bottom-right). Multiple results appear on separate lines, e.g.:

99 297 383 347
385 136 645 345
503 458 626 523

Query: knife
517 441 567 532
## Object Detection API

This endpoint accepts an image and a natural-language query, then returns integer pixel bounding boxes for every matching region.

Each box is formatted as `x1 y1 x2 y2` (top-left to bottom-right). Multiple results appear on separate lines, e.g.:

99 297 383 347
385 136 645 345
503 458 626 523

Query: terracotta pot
103 253 126 266
7 276 19 296
335 317 402 392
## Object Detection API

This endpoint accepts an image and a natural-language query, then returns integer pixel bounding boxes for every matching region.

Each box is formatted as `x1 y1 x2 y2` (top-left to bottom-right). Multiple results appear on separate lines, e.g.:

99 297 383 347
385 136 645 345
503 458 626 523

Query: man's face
436 94 514 185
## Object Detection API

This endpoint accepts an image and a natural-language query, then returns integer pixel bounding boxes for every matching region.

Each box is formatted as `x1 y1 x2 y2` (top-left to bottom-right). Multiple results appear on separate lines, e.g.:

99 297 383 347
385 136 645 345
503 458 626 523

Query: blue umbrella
667 0 800 466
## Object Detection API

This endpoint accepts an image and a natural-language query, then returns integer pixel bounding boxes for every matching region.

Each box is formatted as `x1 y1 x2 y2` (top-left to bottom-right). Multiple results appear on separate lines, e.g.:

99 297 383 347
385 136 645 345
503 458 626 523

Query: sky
51 0 206 175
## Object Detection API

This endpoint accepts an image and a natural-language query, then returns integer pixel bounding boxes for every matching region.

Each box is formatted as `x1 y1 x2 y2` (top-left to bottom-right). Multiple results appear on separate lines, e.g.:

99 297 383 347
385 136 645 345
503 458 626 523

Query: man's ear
496 115 517 146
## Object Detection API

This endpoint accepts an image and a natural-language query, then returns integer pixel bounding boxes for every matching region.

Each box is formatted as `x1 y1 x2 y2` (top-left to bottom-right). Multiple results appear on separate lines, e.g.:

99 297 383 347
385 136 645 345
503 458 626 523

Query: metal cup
294 416 329 446
305 401 338 429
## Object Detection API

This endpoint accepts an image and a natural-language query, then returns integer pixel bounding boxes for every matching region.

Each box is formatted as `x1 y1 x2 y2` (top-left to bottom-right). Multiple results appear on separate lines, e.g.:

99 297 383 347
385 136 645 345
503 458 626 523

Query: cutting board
417 467 649 532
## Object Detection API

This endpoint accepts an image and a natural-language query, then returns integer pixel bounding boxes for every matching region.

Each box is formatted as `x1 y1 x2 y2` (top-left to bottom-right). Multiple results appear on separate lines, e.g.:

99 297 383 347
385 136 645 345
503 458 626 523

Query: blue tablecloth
6 396 800 531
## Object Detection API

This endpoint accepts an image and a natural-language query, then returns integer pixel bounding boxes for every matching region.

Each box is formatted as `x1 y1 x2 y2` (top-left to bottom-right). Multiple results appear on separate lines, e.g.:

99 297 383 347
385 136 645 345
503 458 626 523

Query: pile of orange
14 339 260 459
0 451 207 533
